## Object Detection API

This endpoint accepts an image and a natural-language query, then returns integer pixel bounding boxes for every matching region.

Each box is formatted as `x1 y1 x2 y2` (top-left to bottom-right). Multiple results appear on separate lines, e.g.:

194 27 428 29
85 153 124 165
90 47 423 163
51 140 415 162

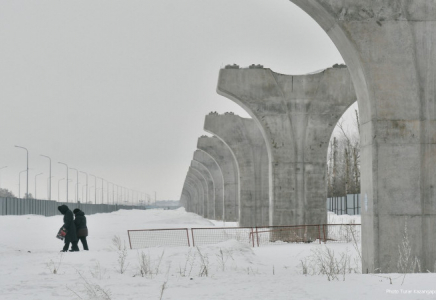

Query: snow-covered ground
0 208 435 300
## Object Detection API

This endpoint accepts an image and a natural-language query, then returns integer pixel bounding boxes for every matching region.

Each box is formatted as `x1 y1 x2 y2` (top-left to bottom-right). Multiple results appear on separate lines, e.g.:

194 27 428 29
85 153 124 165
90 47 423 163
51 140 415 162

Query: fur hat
73 208 80 214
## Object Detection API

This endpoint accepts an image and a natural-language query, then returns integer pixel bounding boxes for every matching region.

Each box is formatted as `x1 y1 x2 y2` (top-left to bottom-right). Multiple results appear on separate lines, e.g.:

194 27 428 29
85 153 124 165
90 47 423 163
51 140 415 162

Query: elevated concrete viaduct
193 149 224 220
287 0 436 273
191 160 215 219
197 136 239 222
204 113 269 227
217 66 356 227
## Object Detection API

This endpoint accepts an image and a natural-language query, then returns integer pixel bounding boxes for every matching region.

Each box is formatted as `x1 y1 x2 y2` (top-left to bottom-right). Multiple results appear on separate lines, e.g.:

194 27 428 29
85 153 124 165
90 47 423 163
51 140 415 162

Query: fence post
186 229 191 247
318 225 321 244
191 228 195 247
127 230 132 249
323 225 327 243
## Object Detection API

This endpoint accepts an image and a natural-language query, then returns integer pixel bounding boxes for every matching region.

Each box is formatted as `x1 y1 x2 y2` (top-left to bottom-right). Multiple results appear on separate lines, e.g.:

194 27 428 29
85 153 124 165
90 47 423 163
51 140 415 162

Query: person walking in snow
73 208 89 250
57 204 79 252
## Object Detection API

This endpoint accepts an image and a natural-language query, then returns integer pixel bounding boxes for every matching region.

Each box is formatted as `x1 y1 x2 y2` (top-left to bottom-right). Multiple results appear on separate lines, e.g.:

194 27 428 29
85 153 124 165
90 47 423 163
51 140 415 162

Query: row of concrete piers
181 1 436 273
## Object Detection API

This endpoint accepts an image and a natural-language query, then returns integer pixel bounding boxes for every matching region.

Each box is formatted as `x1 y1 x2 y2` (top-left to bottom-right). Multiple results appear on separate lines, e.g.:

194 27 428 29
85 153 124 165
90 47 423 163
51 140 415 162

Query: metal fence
127 224 361 249
327 194 360 215
128 228 190 249
0 197 145 216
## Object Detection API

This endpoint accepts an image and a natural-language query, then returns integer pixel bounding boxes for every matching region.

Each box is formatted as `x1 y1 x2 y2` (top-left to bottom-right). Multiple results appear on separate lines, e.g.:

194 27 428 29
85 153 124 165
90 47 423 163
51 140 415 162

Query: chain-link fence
128 228 190 249
127 224 361 249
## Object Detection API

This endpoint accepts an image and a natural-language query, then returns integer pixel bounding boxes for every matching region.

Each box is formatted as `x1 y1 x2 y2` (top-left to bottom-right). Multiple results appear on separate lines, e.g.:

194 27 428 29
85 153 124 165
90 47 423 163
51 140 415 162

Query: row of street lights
10 145 151 205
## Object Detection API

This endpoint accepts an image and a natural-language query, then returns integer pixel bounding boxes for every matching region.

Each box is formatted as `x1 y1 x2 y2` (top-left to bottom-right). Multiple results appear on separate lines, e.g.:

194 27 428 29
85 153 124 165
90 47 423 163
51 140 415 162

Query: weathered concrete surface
205 113 269 227
191 160 215 219
217 67 356 227
187 171 205 216
194 149 224 220
288 0 436 273
197 136 239 222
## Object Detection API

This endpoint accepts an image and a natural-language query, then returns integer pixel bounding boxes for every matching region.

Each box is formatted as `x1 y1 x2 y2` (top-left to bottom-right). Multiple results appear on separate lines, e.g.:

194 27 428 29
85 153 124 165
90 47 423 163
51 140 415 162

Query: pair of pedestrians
57 205 89 252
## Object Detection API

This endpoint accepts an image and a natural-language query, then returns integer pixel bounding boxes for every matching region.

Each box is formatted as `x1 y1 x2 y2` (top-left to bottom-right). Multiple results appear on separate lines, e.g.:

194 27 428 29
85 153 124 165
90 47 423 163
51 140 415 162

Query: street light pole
58 162 68 202
35 172 43 199
80 171 88 204
98 177 104 204
0 166 7 189
58 178 65 201
90 174 97 204
40 155 51 200
69 168 79 202
15 145 29 199
18 169 27 198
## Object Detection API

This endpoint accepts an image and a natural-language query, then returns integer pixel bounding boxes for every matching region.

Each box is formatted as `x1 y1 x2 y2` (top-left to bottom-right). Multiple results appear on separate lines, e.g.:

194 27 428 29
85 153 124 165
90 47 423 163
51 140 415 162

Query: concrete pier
217 67 356 227
288 0 436 273
184 179 199 214
193 149 224 220
186 171 204 216
204 113 269 227
191 160 215 219
197 136 239 222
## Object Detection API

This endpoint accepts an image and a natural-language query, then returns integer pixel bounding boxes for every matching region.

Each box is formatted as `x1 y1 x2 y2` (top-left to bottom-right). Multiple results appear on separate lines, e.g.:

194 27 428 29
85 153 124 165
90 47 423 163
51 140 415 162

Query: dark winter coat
73 209 88 237
58 205 78 242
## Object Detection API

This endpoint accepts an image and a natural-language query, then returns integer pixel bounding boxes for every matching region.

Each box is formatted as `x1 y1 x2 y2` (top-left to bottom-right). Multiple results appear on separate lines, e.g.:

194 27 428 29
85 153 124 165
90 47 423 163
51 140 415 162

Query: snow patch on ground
0 209 434 300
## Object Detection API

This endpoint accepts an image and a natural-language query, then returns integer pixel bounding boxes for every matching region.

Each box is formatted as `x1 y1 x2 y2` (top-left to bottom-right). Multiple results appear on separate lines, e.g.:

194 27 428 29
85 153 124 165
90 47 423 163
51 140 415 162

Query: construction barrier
127 224 361 249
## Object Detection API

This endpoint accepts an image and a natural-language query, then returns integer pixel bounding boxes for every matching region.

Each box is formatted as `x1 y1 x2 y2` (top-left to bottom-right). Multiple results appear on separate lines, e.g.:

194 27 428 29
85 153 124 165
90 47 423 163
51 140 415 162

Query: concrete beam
288 0 436 273
197 136 239 222
191 160 215 219
217 67 356 227
204 113 269 227
193 149 224 220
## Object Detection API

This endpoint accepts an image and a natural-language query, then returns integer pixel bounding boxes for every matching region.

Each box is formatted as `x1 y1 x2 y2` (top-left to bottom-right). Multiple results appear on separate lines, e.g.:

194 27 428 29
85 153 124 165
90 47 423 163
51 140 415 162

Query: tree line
327 109 360 197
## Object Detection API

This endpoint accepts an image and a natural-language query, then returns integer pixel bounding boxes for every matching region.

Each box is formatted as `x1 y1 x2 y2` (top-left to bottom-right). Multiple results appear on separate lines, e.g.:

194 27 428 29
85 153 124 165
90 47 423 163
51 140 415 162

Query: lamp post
47 176 54 200
58 178 64 201
35 172 43 199
15 145 29 199
40 155 51 200
80 171 88 204
90 174 97 204
98 177 104 204
0 166 7 188
18 169 27 198
88 186 94 203
58 162 68 202
69 168 79 202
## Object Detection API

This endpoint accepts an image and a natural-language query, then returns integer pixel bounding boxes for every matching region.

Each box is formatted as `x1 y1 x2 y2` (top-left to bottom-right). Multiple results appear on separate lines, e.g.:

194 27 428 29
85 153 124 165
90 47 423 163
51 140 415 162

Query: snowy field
0 209 435 300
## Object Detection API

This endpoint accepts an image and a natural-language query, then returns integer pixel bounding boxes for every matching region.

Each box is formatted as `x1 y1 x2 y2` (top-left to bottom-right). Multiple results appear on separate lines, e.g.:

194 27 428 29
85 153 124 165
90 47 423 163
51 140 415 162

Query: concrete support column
197 136 239 222
217 67 356 226
288 0 436 273
191 160 215 219
184 181 199 214
204 113 269 227
194 149 224 220
188 167 208 217
186 174 203 215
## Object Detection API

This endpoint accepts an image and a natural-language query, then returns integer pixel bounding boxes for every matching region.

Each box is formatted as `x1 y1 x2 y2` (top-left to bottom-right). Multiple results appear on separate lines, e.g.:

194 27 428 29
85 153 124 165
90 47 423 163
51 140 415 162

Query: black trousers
79 236 89 250
63 240 79 251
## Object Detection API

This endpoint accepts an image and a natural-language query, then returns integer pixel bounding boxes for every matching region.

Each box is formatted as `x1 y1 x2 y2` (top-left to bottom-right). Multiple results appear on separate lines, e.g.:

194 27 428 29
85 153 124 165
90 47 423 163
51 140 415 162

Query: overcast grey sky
0 0 346 202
